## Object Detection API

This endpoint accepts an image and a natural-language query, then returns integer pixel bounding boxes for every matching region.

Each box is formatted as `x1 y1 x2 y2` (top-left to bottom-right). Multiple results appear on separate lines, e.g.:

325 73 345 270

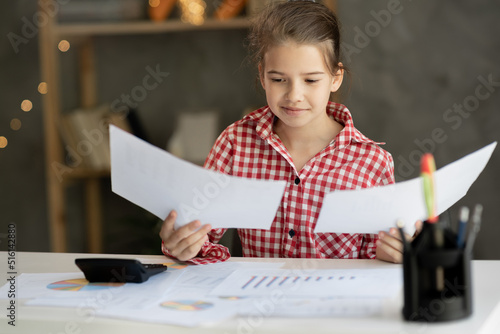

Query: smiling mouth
281 106 307 114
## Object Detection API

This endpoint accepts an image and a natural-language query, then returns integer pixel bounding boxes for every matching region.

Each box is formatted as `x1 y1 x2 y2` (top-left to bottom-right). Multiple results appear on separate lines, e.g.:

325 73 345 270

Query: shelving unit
38 0 337 253
56 17 252 36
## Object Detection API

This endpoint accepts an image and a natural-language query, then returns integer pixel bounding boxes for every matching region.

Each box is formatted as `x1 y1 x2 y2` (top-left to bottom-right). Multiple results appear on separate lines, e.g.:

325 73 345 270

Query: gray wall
1 0 499 258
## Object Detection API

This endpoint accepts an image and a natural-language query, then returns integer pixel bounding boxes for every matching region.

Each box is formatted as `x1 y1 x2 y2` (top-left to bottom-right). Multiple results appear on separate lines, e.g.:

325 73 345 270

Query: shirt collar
252 106 275 140
327 102 380 149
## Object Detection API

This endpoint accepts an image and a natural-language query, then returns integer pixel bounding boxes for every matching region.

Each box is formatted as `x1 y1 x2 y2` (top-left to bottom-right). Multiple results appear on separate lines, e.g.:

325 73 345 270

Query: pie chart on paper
47 278 124 291
160 300 214 311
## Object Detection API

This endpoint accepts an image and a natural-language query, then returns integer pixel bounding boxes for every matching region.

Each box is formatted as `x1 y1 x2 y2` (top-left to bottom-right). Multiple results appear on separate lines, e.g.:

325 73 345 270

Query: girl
160 0 415 264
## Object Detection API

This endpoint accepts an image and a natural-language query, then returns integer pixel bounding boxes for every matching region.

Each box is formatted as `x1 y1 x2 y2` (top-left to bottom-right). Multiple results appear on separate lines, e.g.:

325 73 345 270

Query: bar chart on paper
240 273 354 289
209 268 402 298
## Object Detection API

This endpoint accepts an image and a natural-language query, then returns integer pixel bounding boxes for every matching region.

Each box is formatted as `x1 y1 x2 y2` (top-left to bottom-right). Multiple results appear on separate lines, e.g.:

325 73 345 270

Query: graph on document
240 273 355 290
209 268 402 298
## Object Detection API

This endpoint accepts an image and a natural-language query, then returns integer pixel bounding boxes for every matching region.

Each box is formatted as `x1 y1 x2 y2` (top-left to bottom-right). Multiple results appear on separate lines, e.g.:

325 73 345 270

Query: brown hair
247 1 344 77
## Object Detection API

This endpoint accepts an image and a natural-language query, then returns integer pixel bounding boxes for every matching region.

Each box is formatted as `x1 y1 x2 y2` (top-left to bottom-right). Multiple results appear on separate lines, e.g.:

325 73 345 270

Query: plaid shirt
162 102 394 264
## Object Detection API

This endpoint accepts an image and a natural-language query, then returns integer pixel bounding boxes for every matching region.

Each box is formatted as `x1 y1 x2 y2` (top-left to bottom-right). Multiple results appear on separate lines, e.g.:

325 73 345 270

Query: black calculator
75 258 168 283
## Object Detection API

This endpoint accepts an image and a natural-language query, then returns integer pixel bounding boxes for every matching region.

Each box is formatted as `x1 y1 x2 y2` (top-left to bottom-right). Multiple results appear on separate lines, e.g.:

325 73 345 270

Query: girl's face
259 42 343 132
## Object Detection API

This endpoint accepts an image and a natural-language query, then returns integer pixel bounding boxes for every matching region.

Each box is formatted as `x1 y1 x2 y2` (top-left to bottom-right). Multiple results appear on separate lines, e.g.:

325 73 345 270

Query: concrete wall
339 0 500 259
1 0 499 258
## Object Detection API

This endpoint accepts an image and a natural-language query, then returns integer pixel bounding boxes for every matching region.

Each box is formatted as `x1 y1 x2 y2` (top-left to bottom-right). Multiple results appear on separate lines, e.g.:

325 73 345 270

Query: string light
0 136 7 149
10 119 22 131
21 99 32 112
58 40 70 52
179 0 206 25
149 0 160 7
38 82 48 94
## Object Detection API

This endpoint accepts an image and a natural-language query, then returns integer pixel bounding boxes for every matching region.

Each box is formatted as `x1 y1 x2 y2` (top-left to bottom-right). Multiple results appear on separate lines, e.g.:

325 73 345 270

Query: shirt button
289 229 295 238
294 177 300 185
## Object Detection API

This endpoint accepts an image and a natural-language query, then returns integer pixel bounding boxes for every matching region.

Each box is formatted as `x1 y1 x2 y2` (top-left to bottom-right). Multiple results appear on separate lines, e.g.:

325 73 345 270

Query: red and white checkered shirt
162 102 394 264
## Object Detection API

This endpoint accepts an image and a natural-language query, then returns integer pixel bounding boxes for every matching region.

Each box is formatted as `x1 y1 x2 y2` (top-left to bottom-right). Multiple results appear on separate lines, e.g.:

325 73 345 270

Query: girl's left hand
376 220 423 263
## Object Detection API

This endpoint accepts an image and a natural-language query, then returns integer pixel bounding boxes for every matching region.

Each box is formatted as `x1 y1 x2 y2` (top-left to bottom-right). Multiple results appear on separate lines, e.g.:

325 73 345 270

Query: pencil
396 220 411 253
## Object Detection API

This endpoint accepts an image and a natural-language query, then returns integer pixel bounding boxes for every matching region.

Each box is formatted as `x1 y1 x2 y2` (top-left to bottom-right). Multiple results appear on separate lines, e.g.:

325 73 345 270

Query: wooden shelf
55 17 251 37
40 0 337 253
39 0 254 254
64 168 111 180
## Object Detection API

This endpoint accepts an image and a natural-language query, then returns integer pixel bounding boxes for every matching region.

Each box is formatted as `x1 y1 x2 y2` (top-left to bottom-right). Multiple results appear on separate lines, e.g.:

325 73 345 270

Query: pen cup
402 219 472 322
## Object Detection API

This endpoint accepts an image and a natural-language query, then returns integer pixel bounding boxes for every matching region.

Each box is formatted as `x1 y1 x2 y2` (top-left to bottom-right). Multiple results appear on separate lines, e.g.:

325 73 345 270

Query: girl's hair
248 1 344 77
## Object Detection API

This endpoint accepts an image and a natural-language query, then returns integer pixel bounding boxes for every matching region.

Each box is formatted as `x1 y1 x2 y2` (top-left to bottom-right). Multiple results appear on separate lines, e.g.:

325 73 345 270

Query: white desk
1 252 500 334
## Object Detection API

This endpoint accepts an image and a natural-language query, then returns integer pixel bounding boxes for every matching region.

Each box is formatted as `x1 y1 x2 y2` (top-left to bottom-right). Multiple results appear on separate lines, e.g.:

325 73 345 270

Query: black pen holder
402 220 472 322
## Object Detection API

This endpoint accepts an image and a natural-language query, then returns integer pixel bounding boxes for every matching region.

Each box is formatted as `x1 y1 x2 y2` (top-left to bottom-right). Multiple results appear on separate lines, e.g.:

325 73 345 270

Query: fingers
377 220 425 263
159 210 177 241
167 222 211 255
376 228 406 263
378 229 404 252
173 232 209 262
376 241 403 264
159 210 212 262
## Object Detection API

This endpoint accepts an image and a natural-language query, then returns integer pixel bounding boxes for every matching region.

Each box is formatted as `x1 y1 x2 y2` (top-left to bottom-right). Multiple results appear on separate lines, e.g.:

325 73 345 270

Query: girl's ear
330 62 344 93
258 63 266 90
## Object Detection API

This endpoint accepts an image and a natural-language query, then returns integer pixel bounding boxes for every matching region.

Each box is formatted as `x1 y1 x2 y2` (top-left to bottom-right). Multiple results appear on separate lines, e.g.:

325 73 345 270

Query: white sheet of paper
110 125 286 229
314 142 497 234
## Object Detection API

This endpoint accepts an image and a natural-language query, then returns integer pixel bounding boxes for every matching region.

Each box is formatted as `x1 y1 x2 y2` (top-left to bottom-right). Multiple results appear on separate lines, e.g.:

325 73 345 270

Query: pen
396 220 411 253
456 206 469 248
465 204 483 254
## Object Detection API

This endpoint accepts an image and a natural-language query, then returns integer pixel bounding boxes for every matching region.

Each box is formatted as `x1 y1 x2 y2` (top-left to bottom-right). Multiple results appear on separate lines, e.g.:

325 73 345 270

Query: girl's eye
271 78 284 83
306 79 319 83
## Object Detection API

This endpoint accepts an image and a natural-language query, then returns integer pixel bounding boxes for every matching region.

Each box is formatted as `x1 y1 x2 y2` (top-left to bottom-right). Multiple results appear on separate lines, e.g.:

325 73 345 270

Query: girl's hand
376 220 423 263
159 210 212 262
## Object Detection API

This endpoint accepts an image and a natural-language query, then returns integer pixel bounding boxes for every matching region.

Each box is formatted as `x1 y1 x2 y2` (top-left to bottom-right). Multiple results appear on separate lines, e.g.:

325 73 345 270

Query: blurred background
0 0 499 258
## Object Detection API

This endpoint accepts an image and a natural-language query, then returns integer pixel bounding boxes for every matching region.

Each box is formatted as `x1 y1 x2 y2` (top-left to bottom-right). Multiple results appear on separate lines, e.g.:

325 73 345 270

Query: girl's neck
274 113 343 151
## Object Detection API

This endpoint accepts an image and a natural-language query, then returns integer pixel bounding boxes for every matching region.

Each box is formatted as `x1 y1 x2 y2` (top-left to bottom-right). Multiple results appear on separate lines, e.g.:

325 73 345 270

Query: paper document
315 142 497 234
110 125 286 229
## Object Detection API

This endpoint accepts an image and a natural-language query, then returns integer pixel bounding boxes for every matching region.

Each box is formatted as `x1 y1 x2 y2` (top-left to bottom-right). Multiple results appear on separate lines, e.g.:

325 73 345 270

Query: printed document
315 142 497 234
110 125 286 229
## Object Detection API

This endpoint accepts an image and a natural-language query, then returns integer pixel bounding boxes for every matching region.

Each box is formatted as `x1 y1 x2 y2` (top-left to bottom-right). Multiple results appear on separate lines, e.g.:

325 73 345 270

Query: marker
465 204 483 254
456 206 470 248
421 153 444 290
420 153 438 223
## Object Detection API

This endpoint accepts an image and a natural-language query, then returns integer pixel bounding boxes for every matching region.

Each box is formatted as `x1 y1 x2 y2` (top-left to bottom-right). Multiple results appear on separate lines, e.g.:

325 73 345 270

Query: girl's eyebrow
266 70 325 75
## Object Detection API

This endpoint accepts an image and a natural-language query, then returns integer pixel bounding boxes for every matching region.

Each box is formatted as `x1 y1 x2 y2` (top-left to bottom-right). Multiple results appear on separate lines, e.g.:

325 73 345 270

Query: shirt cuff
161 241 231 265
360 233 379 259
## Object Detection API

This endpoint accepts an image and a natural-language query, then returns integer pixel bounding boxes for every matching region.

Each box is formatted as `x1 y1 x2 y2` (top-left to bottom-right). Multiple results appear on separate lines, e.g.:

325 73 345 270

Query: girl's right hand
159 210 212 262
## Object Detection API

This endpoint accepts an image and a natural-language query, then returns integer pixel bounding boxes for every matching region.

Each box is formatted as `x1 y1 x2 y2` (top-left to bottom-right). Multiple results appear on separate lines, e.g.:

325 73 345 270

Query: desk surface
1 252 500 334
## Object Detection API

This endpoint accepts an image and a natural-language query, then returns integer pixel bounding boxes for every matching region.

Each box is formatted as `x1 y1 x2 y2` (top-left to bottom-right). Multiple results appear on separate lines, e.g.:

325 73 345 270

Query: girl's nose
286 82 304 103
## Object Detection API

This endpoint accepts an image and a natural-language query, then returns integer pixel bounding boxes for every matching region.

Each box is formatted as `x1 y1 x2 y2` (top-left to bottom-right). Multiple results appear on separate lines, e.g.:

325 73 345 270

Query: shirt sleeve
161 239 230 265
377 150 395 186
161 130 235 264
204 130 234 175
